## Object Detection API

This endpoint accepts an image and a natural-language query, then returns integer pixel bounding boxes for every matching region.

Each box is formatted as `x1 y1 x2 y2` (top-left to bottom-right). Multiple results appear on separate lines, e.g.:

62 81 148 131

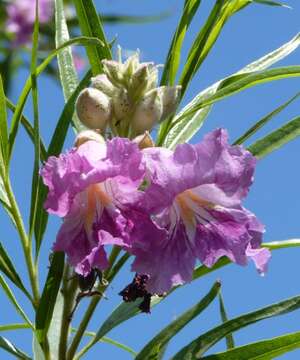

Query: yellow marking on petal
84 183 112 233
185 190 213 208
176 192 196 226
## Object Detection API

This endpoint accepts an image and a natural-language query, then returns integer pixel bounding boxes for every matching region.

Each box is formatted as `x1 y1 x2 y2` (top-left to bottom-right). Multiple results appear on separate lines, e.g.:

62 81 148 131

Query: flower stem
3 174 39 306
59 265 78 360
66 247 127 359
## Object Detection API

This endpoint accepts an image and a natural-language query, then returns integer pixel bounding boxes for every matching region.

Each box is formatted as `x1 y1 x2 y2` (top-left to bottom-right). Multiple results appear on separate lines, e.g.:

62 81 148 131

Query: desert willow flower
76 50 181 137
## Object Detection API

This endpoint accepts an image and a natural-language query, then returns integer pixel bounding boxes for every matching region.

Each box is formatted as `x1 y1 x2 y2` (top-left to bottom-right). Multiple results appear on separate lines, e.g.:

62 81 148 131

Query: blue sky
1 1 300 359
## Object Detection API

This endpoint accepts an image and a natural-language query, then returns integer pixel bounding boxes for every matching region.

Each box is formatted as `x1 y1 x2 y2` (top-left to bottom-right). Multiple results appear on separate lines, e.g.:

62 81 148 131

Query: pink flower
41 137 145 276
129 129 271 294
6 0 53 45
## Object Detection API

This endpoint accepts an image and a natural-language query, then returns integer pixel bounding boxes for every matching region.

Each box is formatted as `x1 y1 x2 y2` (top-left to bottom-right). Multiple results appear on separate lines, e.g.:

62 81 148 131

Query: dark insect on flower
119 274 152 313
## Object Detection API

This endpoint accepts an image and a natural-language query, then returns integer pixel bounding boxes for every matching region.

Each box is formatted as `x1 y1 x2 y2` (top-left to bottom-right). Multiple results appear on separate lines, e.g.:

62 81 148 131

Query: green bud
76 88 112 131
158 85 182 121
131 88 162 135
102 60 124 86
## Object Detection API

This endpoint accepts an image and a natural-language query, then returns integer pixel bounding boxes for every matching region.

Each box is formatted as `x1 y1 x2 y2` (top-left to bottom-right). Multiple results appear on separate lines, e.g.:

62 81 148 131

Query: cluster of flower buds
75 51 181 138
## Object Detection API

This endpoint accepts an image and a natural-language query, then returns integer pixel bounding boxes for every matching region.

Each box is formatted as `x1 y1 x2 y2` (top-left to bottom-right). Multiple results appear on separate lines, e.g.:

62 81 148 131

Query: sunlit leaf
35 252 65 346
218 293 235 349
160 32 300 148
135 281 221 360
73 0 112 75
171 293 300 359
202 330 300 359
234 90 300 145
248 115 300 158
0 336 31 360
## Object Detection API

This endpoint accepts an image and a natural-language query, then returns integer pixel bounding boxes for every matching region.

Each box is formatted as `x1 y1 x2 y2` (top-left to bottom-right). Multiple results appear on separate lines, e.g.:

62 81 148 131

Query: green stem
3 174 39 306
66 248 127 359
59 265 78 360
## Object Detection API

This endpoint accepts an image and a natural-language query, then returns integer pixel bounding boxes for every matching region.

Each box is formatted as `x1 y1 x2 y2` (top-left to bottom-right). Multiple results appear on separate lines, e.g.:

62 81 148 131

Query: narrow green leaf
8 36 103 159
179 0 225 95
0 336 31 360
55 0 85 133
0 274 33 328
160 0 202 86
47 291 64 359
34 71 91 255
218 293 235 349
234 91 300 145
73 0 112 75
252 0 291 8
171 293 300 359
202 331 300 360
35 252 65 345
136 281 221 360
29 2 41 242
0 242 32 301
0 323 30 332
248 115 300 158
32 334 45 360
160 32 300 148
72 329 137 356
0 76 8 166
177 66 300 121
76 296 164 358
6 99 47 161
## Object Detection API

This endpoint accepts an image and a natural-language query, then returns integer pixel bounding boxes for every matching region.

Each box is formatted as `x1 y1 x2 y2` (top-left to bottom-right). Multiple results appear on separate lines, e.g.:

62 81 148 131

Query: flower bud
112 89 131 120
129 64 149 101
74 130 105 147
123 52 140 78
131 89 162 135
102 60 124 87
158 85 181 121
76 88 112 131
90 74 116 97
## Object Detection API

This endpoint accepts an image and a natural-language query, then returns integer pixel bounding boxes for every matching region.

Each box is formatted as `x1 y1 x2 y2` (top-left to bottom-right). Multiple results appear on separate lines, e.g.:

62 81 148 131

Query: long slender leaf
160 32 300 148
252 0 291 8
8 36 103 159
0 274 33 328
0 242 32 301
234 90 300 145
34 71 91 254
73 0 112 75
47 291 64 359
171 293 300 359
160 0 202 86
0 336 31 360
218 293 235 349
0 76 8 167
6 99 47 161
29 2 41 242
248 115 300 158
0 324 30 332
72 329 137 357
177 66 300 121
35 252 65 345
55 0 85 133
202 330 300 360
136 281 221 360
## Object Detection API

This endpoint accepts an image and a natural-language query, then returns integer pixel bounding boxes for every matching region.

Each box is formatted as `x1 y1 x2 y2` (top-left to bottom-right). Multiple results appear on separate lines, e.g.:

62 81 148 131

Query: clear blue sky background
1 1 300 359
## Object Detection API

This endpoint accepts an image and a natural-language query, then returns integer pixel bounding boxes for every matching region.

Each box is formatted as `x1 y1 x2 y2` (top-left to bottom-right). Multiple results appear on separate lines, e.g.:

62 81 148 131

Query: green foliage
202 330 300 359
135 282 221 360
0 336 31 360
171 293 300 359
218 293 235 349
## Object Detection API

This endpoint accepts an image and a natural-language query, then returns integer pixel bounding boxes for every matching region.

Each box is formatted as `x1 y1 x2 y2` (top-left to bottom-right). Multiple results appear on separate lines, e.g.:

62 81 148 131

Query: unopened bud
112 89 131 120
91 74 116 97
102 60 124 86
159 85 181 121
74 130 105 147
123 52 140 78
131 89 162 135
130 64 150 100
76 88 112 131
